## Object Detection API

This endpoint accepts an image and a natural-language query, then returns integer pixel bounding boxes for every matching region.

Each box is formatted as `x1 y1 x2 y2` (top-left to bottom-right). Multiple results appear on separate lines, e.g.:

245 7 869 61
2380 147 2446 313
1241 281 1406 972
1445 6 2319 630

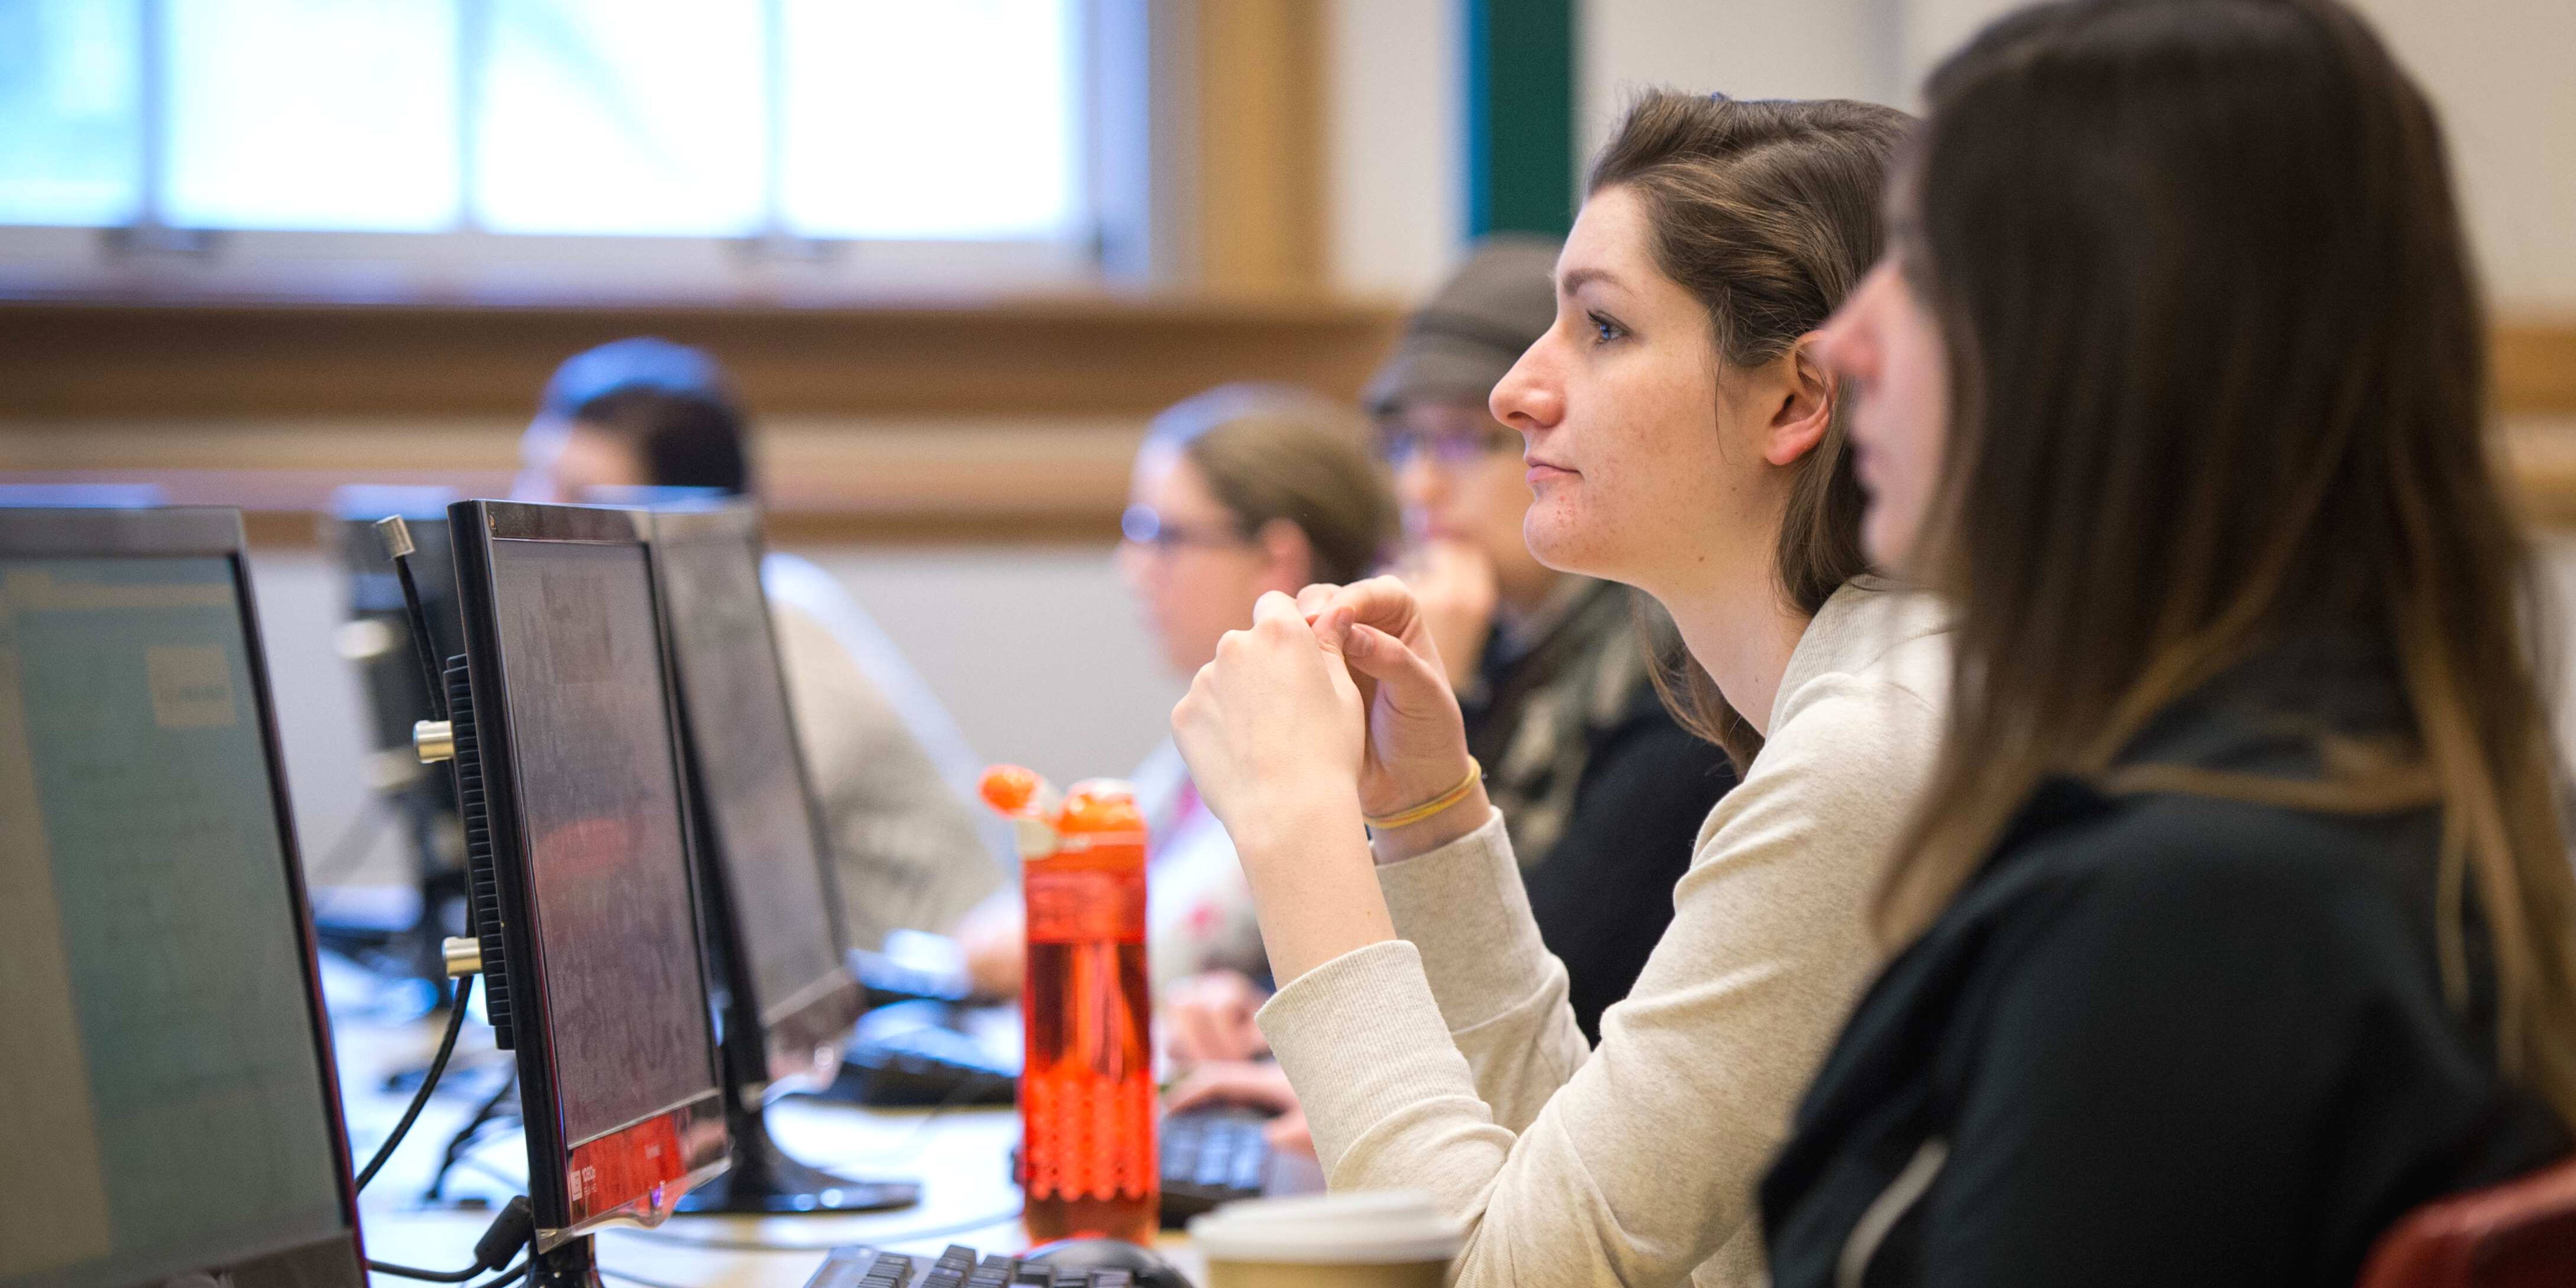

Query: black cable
357 972 475 1192
471 1260 530 1288
427 1064 520 1201
455 1155 530 1192
385 536 450 724
367 1196 532 1282
369 1251 529 1286
428 1120 523 1199
367 1257 499 1284
603 1202 1026 1254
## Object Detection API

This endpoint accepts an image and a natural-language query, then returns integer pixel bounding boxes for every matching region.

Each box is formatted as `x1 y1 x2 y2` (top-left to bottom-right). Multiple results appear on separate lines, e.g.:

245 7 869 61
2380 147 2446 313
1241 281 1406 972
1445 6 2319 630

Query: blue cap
539 337 733 420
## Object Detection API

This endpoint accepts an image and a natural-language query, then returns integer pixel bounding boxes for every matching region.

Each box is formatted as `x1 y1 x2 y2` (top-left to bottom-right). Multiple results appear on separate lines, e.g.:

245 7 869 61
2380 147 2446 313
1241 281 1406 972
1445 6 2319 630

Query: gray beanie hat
1362 234 1563 417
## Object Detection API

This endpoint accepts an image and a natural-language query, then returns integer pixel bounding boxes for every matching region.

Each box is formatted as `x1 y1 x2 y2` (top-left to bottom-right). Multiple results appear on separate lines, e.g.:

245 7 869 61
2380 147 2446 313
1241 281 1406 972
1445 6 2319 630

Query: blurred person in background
952 384 1397 1154
1164 239 1737 1080
515 337 1003 950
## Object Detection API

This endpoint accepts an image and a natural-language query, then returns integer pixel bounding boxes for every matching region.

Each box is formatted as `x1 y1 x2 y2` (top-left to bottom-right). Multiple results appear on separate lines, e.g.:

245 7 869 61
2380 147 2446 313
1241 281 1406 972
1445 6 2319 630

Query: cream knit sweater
1256 581 1950 1287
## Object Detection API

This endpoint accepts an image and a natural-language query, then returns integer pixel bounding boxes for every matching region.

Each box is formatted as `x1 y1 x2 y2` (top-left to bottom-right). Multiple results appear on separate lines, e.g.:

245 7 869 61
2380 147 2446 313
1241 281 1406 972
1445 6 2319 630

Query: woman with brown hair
1167 93 1940 1285
1762 2 2576 1285
956 383 1397 1011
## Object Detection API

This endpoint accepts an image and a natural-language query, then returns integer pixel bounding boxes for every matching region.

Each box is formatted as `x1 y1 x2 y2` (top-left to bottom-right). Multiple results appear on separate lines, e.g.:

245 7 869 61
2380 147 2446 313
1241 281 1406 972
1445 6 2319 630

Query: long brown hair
1882 0 2576 1127
1589 91 1911 764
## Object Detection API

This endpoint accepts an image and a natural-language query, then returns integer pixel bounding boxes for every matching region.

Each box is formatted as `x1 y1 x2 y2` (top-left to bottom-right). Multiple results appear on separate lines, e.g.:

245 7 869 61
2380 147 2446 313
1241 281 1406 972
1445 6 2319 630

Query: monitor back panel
649 506 860 1098
0 507 364 1288
445 501 727 1247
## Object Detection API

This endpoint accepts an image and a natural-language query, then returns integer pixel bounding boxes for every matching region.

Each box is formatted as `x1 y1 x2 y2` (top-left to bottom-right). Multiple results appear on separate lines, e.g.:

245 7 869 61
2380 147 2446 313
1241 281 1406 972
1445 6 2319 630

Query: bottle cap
979 764 1045 815
979 764 1063 860
1057 779 1145 839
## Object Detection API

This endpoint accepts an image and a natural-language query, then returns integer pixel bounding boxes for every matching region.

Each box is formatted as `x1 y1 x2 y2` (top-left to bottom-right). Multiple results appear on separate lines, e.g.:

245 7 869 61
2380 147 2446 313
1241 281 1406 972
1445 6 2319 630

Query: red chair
2356 1157 2576 1288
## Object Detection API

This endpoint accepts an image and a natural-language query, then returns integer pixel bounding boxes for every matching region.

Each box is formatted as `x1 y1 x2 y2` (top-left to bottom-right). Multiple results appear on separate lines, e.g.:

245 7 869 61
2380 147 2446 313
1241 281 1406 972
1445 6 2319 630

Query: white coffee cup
1188 1190 1465 1288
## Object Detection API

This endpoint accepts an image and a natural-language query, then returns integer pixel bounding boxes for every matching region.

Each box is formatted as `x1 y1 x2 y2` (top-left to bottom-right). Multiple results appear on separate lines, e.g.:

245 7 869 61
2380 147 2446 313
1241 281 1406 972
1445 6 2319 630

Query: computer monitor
440 500 728 1269
321 486 467 992
0 506 366 1288
647 505 913 1216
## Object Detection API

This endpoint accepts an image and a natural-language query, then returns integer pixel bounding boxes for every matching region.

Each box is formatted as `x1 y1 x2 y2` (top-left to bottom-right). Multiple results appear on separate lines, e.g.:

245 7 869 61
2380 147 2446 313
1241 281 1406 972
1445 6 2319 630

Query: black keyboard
1157 1108 1271 1227
809 1001 1017 1109
850 948 977 1008
802 1244 1138 1288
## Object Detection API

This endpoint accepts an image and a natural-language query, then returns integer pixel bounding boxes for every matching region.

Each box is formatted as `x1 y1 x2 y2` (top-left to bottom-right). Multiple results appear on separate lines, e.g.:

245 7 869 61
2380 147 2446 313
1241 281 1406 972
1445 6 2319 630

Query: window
0 0 1105 299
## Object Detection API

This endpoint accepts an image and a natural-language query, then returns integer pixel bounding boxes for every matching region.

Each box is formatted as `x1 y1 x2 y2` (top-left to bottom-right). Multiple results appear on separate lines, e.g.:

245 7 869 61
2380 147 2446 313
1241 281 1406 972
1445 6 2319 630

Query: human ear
1256 518 1319 593
1761 337 1834 467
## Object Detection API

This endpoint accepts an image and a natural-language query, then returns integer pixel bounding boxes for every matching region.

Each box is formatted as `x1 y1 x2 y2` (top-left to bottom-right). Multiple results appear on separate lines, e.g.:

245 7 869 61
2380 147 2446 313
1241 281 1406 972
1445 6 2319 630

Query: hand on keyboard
1161 971 1270 1062
1164 1062 1311 1160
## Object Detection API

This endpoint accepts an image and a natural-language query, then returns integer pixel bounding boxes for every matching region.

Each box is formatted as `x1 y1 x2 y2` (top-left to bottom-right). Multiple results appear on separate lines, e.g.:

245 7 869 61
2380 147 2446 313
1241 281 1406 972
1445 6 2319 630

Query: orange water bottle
981 765 1157 1246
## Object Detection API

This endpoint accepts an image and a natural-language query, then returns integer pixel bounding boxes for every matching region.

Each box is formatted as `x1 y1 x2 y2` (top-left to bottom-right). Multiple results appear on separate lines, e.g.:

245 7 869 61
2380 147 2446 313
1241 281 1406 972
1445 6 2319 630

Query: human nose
1815 264 1889 385
1490 334 1563 436
1396 454 1443 508
1116 539 1156 593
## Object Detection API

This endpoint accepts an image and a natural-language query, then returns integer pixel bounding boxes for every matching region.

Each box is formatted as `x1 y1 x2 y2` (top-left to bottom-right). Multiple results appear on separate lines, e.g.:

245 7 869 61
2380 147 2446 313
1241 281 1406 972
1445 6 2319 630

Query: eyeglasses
1380 424 1522 468
1121 504 1253 553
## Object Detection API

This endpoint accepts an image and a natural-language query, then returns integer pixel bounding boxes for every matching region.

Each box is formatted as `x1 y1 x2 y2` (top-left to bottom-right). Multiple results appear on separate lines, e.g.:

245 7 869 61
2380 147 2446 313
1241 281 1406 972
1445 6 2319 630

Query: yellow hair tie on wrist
1365 758 1483 831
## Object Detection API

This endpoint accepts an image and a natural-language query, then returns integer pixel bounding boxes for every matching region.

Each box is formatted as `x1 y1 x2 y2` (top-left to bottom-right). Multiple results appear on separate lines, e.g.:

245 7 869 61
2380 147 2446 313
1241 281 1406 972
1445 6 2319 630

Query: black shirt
1461 580 1735 1042
1760 650 2569 1288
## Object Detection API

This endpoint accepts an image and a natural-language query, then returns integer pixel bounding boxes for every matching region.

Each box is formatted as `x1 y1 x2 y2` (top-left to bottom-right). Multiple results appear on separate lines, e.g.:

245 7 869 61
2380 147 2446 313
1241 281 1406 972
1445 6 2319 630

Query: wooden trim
0 296 1401 420
0 417 1152 546
1193 0 1329 295
7 312 2571 538
4 304 2553 422
2497 320 2576 419
231 507 1118 550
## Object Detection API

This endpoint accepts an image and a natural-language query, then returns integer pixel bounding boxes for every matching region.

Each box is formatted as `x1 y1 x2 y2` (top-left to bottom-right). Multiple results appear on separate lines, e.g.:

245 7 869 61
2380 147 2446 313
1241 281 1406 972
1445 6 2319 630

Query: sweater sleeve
1259 674 1935 1287
1377 811 1592 1133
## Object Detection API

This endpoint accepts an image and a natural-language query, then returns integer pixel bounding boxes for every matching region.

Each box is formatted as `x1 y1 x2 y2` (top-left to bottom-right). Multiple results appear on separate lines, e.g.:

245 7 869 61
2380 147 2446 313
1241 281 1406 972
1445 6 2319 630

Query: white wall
1326 0 1462 301
1580 0 1907 153
2343 0 2576 312
1570 0 2576 312
788 542 1182 785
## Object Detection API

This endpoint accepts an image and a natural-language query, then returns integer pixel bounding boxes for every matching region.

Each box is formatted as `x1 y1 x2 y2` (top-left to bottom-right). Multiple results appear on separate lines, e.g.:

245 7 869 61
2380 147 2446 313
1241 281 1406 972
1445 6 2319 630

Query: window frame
0 0 1134 304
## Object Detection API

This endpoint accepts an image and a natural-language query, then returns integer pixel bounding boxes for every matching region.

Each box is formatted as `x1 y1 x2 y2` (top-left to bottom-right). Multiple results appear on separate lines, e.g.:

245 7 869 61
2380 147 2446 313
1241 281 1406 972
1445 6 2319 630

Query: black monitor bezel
0 506 367 1288
646 504 863 1102
444 499 730 1249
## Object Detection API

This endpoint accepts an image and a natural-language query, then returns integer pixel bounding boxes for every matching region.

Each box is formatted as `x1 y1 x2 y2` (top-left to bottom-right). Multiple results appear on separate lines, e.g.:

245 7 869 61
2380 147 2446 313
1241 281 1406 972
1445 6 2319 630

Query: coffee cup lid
1187 1190 1466 1265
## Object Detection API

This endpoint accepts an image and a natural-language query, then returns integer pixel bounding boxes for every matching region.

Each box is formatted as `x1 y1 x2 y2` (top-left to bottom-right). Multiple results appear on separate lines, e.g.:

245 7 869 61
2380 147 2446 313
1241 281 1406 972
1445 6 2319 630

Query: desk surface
333 998 1198 1288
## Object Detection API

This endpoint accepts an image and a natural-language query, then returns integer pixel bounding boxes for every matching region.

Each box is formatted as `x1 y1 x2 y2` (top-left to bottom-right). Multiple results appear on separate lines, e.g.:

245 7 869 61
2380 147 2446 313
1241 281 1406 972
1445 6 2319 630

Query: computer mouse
1023 1237 1194 1288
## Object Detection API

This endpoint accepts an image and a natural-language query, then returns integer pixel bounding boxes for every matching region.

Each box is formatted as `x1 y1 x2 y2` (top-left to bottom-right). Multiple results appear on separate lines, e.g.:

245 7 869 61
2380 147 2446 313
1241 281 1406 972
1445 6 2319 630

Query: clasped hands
1170 577 1496 982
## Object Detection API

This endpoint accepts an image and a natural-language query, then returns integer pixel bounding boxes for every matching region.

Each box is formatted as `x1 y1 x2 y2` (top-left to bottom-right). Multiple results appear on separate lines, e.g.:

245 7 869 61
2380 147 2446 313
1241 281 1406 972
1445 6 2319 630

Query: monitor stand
533 1237 601 1288
672 1093 921 1215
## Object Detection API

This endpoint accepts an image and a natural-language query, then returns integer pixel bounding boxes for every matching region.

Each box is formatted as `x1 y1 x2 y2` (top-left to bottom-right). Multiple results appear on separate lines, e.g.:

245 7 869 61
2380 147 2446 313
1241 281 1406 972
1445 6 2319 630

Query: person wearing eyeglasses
954 385 1398 1059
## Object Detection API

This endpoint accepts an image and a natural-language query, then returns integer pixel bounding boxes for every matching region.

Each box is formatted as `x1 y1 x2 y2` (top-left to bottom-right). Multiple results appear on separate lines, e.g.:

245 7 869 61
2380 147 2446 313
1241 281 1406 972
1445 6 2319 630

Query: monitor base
532 1238 601 1288
673 1098 922 1216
